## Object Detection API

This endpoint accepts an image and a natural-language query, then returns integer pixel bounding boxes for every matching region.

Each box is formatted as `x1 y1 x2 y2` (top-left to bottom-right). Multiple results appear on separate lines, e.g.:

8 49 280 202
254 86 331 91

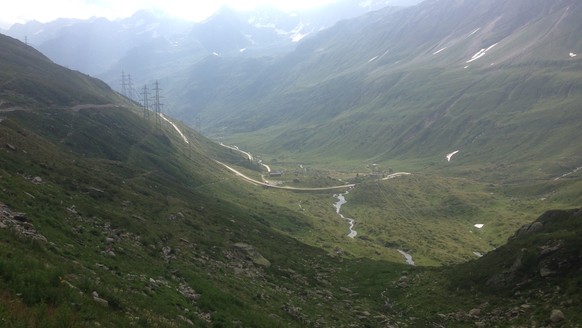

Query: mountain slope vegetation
169 0 582 179
1 0 582 325
2 33 396 327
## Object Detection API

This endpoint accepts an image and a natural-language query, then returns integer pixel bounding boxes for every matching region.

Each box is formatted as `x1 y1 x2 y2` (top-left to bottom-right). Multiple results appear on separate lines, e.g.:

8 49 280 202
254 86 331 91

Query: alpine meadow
1 0 581 327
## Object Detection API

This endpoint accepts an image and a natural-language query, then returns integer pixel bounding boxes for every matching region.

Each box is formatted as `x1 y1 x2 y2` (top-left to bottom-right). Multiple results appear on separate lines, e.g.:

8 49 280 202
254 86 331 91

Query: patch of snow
467 28 480 37
288 21 310 42
474 224 484 229
397 250 415 266
473 251 483 258
377 49 390 61
466 43 498 63
291 32 307 42
446 150 460 162
464 65 470 69
570 52 577 58
239 48 246 53
368 56 379 63
212 52 220 56
252 22 276 28
433 47 447 55
381 172 411 180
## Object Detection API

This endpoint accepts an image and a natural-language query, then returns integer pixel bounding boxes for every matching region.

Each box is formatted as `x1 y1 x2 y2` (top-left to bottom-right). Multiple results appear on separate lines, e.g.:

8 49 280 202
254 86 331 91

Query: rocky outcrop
510 209 582 241
231 243 271 268
178 284 200 304
485 209 582 289
0 202 47 242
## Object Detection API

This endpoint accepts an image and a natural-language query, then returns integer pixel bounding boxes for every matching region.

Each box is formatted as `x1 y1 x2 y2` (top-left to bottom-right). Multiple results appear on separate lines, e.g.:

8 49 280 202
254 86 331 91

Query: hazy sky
0 0 336 29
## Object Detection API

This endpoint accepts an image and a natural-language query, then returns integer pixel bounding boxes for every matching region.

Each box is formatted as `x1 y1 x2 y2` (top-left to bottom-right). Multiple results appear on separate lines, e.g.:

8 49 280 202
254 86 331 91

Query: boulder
469 308 481 317
233 243 271 267
527 221 543 234
13 213 28 222
92 291 109 307
550 309 565 323
540 267 555 277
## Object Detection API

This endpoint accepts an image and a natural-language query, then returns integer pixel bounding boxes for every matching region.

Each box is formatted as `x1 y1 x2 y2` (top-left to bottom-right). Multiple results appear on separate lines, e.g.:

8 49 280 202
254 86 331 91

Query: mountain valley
1 0 582 326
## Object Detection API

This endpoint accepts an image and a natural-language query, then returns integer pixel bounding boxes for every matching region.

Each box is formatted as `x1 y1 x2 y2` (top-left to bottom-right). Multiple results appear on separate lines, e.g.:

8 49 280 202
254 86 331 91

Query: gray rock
178 315 194 326
13 213 28 222
540 267 556 277
527 221 543 233
469 308 481 317
179 284 200 304
540 240 563 255
550 309 565 322
233 243 270 267
340 287 352 293
513 221 544 239
93 297 109 307
397 281 409 289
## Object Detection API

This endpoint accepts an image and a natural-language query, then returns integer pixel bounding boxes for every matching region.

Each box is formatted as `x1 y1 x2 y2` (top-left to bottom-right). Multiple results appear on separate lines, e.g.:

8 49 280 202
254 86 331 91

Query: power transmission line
141 84 150 119
127 73 135 101
153 80 163 128
121 70 127 97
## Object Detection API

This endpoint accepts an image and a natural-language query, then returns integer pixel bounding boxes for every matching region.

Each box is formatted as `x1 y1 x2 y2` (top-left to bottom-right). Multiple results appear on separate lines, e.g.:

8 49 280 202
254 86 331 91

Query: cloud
0 0 336 28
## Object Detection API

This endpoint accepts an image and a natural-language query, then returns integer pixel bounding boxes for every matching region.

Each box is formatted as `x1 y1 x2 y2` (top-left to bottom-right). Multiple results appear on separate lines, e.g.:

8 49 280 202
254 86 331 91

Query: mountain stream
333 191 416 265
333 192 357 239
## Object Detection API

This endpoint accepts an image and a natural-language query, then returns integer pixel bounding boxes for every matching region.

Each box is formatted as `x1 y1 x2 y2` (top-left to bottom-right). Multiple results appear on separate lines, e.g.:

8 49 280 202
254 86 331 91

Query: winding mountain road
159 115 409 192
215 161 355 191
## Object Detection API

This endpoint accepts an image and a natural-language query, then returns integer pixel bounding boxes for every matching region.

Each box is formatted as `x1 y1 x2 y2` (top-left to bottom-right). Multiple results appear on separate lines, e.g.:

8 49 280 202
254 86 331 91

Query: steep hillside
170 0 582 182
393 208 582 327
1 34 396 327
0 34 124 108
1 31 582 328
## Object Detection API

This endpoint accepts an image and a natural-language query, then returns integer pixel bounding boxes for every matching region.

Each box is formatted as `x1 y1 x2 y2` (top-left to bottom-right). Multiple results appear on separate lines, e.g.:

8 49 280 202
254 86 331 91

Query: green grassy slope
2 34 399 327
0 34 125 108
161 1 582 265
1 29 582 328
168 0 582 182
